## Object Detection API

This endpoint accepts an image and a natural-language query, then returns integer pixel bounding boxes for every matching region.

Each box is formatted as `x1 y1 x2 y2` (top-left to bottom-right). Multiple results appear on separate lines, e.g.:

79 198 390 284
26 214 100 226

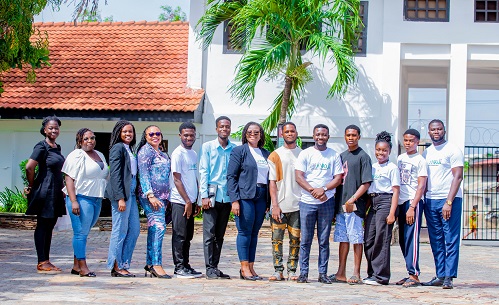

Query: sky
35 0 190 22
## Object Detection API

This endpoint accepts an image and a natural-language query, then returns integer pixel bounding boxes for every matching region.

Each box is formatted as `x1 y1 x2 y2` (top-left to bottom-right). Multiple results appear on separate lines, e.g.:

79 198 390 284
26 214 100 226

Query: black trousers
34 216 58 263
171 202 195 270
203 202 232 271
364 194 397 285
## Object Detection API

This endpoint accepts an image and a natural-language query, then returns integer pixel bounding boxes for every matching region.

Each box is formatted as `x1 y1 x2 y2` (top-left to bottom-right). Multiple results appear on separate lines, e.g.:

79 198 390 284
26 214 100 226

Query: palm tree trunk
279 75 293 124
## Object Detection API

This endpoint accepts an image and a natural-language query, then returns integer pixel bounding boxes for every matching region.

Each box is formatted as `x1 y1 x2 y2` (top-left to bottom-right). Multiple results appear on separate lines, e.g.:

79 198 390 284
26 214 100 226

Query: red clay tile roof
0 21 203 112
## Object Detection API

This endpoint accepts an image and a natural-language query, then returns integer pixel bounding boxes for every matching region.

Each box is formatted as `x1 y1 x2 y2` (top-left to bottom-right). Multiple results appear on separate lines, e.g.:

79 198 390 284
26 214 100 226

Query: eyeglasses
246 131 260 136
83 136 96 141
148 132 162 137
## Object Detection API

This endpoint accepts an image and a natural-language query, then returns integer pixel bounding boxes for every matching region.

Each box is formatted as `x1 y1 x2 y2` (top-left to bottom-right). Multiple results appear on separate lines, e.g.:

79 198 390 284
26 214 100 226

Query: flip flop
402 278 421 288
348 275 363 285
329 274 347 283
396 277 409 285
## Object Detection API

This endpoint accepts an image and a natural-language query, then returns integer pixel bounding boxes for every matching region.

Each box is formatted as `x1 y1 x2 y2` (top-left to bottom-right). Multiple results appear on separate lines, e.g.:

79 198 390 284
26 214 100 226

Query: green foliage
158 5 187 22
0 0 52 94
197 0 361 135
19 159 39 187
76 9 113 22
0 187 28 213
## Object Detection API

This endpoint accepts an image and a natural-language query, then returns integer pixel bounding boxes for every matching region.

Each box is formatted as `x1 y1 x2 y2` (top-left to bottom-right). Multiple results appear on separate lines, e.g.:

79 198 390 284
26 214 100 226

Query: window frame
475 0 499 23
354 1 368 57
404 0 450 22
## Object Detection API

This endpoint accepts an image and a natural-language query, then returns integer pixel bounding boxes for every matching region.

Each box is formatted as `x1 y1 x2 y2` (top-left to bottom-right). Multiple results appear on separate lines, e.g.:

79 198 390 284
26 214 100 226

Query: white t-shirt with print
295 147 343 205
249 146 269 184
422 141 464 199
368 161 400 194
397 152 427 204
169 145 198 204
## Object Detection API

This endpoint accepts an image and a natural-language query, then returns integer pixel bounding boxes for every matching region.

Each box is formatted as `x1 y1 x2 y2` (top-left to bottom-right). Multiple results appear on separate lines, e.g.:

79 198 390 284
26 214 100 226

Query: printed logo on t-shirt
341 161 348 185
427 159 442 166
373 173 381 180
399 162 413 185
188 163 197 171
310 162 330 170
256 159 268 166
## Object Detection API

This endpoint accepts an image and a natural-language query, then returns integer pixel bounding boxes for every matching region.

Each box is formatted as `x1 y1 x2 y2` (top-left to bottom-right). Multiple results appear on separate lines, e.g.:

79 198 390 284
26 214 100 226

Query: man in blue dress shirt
199 116 237 279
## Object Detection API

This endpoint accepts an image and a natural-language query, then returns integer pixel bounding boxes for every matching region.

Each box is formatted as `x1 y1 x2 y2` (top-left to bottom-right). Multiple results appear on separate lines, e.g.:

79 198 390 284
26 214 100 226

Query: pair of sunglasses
148 132 162 137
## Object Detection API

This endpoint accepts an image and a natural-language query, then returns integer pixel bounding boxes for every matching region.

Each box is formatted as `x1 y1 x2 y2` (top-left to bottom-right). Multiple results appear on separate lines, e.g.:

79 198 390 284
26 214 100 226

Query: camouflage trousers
270 210 301 273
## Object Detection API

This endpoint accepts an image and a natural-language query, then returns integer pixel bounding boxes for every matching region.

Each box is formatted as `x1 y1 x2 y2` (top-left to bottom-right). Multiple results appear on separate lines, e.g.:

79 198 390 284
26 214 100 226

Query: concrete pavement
0 224 498 304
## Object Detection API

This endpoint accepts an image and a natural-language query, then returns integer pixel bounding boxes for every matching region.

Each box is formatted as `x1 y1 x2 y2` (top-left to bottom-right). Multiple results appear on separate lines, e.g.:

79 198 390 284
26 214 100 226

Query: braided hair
40 116 61 136
375 131 392 149
75 128 92 149
137 125 161 153
109 120 136 152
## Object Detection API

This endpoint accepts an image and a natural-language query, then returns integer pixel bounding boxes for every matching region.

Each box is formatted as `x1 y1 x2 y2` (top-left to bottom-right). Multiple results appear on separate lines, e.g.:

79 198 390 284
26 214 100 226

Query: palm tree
197 0 362 136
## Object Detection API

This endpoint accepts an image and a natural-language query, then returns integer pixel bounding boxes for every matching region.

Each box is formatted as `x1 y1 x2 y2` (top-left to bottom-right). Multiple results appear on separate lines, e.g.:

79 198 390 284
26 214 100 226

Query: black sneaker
186 266 203 278
421 277 444 287
206 269 219 280
318 273 333 284
174 268 195 279
442 276 453 289
216 269 231 279
297 273 308 283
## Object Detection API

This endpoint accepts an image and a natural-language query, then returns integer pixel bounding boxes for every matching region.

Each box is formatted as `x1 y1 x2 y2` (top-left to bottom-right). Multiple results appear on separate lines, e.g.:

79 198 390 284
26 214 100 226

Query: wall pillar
447 44 468 151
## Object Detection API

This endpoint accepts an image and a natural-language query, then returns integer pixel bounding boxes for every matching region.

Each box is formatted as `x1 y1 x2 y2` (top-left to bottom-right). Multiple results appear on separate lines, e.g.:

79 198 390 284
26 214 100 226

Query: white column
382 42 402 158
187 0 206 89
447 44 468 151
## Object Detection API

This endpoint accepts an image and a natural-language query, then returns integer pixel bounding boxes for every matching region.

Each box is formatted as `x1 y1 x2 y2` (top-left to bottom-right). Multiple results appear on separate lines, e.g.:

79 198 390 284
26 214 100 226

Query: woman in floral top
137 125 172 279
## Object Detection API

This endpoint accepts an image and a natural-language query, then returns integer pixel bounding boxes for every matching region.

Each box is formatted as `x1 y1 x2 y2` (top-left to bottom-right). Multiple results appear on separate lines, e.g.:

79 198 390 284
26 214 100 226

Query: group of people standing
23 115 463 289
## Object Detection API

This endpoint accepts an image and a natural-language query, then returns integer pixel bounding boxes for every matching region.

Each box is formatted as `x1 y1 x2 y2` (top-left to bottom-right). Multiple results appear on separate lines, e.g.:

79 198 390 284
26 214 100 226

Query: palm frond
229 40 290 105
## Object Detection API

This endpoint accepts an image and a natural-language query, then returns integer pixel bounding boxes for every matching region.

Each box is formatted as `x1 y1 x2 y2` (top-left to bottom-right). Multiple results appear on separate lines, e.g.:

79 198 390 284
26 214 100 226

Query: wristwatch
445 200 453 206
322 186 328 192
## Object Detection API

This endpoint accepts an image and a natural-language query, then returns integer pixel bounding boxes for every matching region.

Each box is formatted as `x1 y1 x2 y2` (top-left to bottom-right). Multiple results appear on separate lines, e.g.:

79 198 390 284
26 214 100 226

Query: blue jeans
424 197 462 278
299 198 335 275
235 186 267 262
107 178 140 270
139 197 166 266
66 195 102 260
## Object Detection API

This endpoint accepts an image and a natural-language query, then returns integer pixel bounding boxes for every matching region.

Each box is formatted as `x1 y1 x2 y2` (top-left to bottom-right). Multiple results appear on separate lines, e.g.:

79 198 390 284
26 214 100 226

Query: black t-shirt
335 147 373 218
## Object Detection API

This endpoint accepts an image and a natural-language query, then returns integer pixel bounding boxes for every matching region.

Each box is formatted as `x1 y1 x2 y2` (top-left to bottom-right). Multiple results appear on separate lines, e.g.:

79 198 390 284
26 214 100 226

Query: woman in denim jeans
105 120 140 277
63 128 109 277
227 122 270 281
137 125 172 279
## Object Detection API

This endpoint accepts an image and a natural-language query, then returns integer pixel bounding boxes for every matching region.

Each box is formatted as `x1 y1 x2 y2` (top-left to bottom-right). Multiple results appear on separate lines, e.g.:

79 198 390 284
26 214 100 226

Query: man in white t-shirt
295 124 343 284
396 129 427 287
268 122 302 282
170 122 202 279
421 120 464 289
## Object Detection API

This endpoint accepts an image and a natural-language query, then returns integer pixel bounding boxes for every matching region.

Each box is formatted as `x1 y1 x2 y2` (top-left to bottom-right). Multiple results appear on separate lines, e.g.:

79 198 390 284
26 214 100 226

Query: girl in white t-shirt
364 131 400 286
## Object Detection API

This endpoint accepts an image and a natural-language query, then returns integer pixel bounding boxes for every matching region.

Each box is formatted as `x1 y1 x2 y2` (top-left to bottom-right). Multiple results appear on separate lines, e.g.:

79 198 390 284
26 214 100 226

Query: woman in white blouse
62 128 109 277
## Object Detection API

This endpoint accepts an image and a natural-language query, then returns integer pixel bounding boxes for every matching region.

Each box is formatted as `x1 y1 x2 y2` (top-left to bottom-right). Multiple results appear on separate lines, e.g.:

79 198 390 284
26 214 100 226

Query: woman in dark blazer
227 121 270 281
105 120 140 277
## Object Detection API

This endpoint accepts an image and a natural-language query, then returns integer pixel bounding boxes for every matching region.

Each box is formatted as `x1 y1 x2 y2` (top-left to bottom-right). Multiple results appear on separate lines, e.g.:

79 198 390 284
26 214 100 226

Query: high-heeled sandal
144 265 151 277
148 266 172 279
111 269 133 277
239 269 256 281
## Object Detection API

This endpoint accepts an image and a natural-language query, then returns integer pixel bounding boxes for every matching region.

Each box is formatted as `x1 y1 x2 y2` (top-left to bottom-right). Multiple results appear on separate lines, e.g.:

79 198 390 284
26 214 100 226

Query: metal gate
463 146 499 241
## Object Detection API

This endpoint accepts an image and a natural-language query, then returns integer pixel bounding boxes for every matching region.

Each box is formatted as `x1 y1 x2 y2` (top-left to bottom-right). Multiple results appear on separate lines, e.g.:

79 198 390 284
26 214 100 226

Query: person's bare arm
406 176 427 225
442 166 464 220
269 180 281 223
344 182 371 213
65 175 80 215
24 159 38 194
387 186 400 224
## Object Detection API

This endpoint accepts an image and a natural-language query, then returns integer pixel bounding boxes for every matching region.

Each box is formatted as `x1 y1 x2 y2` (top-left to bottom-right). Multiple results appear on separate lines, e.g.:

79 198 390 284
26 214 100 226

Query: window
404 0 449 22
223 19 244 54
475 1 499 22
355 1 368 56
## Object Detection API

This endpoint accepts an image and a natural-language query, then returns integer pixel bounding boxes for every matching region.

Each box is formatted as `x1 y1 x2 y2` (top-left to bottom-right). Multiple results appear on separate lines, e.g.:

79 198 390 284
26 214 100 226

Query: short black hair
242 121 265 148
215 116 231 127
344 124 361 135
404 128 420 140
428 119 445 130
40 116 62 136
179 122 196 133
375 131 392 149
282 121 296 130
313 124 329 134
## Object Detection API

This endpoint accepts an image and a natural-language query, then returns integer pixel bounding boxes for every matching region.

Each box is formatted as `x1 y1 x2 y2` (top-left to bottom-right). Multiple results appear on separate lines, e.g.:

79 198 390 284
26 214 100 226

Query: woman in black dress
25 116 66 274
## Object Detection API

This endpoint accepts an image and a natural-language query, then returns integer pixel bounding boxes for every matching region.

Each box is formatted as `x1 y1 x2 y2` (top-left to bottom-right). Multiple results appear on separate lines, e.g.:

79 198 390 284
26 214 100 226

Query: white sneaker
363 277 382 286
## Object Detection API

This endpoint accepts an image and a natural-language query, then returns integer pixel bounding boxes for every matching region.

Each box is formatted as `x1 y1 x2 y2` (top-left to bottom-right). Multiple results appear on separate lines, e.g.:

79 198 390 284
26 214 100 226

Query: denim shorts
334 212 364 244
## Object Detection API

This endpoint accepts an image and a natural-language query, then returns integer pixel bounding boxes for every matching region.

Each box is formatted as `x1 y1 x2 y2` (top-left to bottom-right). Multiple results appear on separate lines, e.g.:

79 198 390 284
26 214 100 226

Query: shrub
0 187 28 213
